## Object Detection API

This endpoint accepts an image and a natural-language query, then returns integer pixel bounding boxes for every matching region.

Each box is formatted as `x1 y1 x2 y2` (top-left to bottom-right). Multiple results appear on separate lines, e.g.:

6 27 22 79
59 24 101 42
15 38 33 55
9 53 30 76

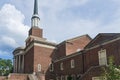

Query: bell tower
29 0 43 38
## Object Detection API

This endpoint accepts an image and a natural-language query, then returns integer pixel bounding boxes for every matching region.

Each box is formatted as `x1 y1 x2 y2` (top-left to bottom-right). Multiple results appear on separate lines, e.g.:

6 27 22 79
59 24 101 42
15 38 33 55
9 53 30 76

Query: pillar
22 55 24 73
18 55 21 73
13 57 15 73
16 56 18 73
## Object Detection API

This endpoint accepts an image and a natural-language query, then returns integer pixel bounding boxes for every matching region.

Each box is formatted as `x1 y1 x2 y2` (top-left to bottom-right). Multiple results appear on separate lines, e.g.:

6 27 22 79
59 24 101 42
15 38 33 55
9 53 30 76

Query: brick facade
29 27 43 38
12 26 120 80
11 1 120 80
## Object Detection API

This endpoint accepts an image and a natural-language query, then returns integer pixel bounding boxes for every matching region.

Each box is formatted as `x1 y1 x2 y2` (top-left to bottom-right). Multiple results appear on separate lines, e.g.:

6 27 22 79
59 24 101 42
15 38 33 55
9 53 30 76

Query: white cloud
0 36 18 48
0 4 29 48
1 0 120 59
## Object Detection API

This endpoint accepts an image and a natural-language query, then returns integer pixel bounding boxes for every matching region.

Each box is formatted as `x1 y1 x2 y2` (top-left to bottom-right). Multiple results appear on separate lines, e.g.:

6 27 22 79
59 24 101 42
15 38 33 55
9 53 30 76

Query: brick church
9 0 120 80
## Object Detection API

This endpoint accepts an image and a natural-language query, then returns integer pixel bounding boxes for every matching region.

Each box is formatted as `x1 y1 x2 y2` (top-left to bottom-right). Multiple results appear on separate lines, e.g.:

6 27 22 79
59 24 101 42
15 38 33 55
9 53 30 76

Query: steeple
28 0 43 38
31 0 40 27
34 0 38 15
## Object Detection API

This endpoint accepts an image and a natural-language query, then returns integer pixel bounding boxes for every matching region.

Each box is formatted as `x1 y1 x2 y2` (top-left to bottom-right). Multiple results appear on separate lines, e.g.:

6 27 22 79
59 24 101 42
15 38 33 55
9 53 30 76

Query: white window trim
65 75 68 80
38 64 41 72
71 59 75 68
50 63 54 72
60 63 64 70
61 76 64 80
98 49 107 66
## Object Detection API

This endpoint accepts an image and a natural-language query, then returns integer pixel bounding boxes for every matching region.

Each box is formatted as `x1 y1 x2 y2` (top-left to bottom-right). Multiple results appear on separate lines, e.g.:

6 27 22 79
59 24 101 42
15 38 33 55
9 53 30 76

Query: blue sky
0 0 120 59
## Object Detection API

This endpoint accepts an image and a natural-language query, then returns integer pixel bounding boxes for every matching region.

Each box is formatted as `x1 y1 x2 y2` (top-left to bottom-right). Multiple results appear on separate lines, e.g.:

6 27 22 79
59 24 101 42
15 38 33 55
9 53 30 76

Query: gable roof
57 34 92 47
85 33 120 49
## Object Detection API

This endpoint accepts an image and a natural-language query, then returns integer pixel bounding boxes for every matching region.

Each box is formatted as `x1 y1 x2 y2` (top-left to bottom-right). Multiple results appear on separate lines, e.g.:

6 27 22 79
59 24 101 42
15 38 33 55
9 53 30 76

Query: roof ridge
66 34 91 42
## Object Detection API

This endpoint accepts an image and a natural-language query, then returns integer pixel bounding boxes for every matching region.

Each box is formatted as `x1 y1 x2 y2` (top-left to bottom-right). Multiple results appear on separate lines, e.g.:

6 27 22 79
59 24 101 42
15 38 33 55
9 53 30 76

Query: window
61 76 64 80
71 75 76 80
98 49 107 66
38 64 41 71
71 60 75 68
65 75 68 80
56 77 59 80
50 63 54 72
60 63 63 70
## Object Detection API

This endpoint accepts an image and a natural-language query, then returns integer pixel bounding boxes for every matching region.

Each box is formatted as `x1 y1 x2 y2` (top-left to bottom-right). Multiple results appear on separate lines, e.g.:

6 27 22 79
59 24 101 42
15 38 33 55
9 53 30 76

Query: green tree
102 56 120 80
0 58 13 76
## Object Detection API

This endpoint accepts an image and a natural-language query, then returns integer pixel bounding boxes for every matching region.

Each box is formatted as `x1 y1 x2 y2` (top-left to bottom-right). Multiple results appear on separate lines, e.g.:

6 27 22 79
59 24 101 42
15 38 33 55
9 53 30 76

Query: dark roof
85 33 120 49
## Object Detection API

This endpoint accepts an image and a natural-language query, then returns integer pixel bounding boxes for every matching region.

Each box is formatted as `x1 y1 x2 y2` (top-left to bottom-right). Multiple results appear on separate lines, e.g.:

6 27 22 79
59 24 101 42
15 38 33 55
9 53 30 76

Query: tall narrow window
65 75 68 80
61 76 64 80
71 59 75 68
98 49 107 66
38 64 41 71
60 63 63 70
50 63 54 72
72 74 76 80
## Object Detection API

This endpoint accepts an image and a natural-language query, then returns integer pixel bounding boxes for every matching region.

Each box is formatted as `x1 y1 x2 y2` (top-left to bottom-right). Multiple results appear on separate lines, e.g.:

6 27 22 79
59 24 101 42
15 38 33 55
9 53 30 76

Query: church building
9 0 120 80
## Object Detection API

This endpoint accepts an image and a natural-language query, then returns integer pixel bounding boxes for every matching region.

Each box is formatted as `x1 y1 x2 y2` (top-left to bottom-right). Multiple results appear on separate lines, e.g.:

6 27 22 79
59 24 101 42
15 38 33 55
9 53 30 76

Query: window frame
60 62 64 70
98 49 107 66
71 59 75 68
38 64 41 72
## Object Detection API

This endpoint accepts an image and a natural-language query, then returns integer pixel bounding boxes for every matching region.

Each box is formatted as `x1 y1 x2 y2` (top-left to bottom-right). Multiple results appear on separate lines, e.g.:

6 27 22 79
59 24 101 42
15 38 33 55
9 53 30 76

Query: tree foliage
102 56 120 80
0 58 13 76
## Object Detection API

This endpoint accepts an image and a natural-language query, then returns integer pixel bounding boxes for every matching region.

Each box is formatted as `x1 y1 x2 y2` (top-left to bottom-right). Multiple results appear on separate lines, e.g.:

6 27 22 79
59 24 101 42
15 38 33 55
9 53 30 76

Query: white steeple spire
31 0 40 27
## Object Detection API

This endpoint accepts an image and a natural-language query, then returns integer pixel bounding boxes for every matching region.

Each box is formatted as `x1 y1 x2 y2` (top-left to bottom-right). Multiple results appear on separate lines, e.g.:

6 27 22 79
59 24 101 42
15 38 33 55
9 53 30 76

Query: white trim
34 43 55 49
60 63 64 70
54 52 82 62
38 64 41 72
71 59 75 68
49 63 54 72
65 75 68 80
61 76 64 80
24 42 55 54
98 49 107 66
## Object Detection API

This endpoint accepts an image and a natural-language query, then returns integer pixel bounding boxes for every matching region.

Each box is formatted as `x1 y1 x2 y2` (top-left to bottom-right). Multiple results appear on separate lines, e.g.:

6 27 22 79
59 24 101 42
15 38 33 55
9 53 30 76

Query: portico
13 47 25 73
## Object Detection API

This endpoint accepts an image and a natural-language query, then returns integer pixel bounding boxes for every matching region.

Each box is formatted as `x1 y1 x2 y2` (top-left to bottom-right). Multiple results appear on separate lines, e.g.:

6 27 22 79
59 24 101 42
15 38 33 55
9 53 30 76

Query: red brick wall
0 76 6 80
52 43 66 60
53 53 83 78
29 27 43 38
84 39 120 74
33 45 54 73
24 46 34 73
52 35 91 60
8 73 28 80
81 66 103 80
66 35 91 55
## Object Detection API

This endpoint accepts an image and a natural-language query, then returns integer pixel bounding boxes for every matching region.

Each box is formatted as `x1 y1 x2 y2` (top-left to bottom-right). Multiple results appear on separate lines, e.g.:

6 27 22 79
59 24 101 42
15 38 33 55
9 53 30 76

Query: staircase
28 74 38 80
